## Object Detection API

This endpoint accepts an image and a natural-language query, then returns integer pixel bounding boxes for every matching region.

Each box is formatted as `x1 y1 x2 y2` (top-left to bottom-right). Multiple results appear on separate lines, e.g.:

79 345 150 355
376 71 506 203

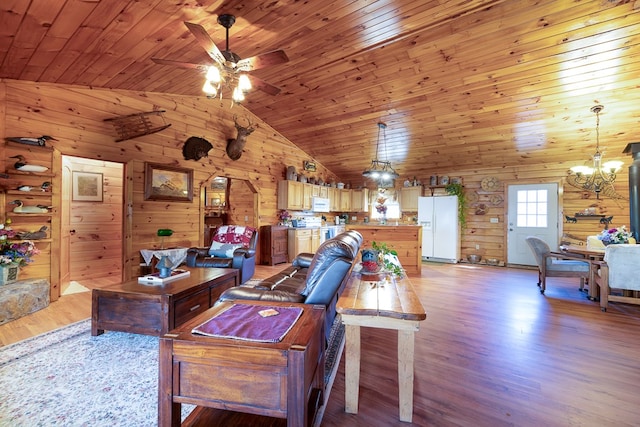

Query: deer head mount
226 115 256 161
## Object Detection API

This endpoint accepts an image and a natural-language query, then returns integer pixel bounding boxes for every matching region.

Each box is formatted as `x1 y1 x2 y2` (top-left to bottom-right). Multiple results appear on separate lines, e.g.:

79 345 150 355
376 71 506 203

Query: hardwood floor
2 263 640 426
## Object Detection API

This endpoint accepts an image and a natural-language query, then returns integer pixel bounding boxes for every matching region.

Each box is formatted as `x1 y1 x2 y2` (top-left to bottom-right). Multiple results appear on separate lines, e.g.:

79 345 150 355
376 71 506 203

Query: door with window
507 183 559 266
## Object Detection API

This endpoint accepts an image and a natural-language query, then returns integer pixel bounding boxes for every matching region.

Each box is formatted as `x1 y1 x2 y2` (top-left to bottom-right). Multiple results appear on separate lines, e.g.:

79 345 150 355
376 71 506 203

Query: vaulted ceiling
2 0 640 185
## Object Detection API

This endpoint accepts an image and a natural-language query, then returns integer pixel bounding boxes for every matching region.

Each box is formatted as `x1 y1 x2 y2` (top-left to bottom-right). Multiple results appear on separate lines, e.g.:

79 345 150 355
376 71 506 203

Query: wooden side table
337 271 426 423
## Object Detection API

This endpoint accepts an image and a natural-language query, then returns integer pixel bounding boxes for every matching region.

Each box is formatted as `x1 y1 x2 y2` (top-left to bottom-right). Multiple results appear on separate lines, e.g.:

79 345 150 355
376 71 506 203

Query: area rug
0 314 345 426
0 319 194 426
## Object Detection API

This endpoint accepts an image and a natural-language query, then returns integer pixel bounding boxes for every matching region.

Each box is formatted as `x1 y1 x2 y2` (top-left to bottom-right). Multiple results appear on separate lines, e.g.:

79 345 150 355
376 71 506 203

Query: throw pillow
212 225 255 246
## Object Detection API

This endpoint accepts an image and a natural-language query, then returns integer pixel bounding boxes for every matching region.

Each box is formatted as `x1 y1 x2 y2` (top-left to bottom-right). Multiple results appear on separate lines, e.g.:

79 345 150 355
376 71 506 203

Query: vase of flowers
0 240 39 285
375 196 388 224
278 209 292 226
598 225 632 245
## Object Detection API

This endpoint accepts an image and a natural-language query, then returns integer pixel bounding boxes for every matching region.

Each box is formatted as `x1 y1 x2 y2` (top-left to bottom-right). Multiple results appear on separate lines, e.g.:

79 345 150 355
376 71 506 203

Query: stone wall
0 279 50 325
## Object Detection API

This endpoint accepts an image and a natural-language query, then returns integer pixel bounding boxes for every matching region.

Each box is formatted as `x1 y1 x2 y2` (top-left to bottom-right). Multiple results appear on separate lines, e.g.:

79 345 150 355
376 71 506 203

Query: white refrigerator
418 195 460 263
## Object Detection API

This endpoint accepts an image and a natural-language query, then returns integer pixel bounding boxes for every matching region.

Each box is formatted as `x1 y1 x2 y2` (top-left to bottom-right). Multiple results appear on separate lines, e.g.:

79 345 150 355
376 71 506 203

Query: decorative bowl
466 254 482 264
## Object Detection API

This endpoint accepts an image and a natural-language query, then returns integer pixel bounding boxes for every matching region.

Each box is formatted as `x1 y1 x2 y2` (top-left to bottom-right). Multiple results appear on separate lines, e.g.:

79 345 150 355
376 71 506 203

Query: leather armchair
186 226 258 284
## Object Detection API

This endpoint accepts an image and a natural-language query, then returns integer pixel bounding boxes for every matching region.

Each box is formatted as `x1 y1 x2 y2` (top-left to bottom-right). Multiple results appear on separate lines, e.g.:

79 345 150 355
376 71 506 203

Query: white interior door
507 183 559 266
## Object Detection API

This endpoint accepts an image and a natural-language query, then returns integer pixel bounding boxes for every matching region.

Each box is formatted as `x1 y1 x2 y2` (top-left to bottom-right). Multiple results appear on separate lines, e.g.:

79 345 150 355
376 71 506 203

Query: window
516 189 547 227
370 190 400 220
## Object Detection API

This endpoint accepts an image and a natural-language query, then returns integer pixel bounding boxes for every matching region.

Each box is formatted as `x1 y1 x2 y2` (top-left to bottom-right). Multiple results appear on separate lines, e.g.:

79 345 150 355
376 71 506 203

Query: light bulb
238 74 252 91
603 160 623 173
232 86 245 102
206 66 221 83
202 80 217 97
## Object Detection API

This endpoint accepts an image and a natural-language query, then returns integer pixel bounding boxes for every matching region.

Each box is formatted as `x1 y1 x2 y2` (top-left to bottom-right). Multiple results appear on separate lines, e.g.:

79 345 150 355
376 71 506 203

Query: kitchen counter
346 224 422 274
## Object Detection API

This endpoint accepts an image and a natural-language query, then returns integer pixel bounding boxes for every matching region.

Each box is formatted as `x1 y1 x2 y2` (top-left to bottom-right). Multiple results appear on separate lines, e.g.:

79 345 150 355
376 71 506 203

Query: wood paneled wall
0 78 632 287
0 79 339 286
416 164 631 264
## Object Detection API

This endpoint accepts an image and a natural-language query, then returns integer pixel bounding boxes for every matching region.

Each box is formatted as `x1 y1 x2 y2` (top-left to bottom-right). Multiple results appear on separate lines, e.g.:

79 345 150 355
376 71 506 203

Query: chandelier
362 122 399 187
568 105 623 199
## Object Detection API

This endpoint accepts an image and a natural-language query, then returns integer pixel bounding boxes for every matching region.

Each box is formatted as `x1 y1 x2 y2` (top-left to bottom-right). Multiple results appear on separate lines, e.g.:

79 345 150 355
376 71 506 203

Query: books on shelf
138 269 190 285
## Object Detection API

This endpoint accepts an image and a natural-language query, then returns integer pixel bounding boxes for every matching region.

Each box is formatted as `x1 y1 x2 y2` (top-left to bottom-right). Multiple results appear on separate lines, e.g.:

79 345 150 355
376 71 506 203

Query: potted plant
0 238 40 285
445 182 467 229
371 241 404 277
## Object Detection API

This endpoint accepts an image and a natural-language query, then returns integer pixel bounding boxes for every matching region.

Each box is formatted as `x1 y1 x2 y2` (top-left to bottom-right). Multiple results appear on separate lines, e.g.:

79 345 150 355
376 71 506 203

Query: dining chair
591 244 640 312
525 236 591 294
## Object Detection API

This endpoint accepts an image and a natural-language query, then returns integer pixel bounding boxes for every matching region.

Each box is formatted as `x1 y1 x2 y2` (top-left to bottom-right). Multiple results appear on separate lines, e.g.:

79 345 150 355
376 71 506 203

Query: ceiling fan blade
183 21 226 65
236 50 289 72
247 74 282 96
151 58 209 71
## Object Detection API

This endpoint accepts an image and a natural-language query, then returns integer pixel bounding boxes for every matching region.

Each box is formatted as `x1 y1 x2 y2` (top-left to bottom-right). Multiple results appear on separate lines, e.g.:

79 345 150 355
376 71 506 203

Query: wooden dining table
559 244 605 300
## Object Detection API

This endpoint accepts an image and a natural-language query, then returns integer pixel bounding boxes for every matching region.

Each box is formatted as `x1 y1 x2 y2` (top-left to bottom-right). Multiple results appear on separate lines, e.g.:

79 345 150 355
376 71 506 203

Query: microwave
311 197 330 213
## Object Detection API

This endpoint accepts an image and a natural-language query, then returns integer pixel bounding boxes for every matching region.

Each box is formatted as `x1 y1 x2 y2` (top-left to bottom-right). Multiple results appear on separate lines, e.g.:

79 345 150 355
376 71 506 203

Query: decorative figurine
156 255 173 278
5 135 57 147
10 155 49 172
9 200 51 214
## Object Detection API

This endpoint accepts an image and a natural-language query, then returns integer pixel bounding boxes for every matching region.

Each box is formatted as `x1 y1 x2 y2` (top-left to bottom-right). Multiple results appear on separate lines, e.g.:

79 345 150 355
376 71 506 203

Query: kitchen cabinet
400 186 423 212
277 180 304 210
318 186 328 199
288 228 321 262
339 189 352 211
328 187 339 211
351 188 369 212
302 183 313 210
260 225 288 265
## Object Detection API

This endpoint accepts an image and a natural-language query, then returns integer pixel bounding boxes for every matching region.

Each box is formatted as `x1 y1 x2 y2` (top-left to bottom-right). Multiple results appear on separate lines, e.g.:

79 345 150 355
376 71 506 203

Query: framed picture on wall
144 163 193 202
72 171 103 202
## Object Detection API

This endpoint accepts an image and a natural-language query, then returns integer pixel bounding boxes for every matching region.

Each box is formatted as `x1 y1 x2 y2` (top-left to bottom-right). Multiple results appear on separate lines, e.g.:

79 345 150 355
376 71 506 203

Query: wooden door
64 156 124 284
60 161 72 293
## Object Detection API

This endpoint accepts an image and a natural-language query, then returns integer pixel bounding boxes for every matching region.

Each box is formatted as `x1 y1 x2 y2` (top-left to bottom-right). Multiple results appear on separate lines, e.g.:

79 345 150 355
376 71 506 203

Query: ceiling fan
152 14 289 98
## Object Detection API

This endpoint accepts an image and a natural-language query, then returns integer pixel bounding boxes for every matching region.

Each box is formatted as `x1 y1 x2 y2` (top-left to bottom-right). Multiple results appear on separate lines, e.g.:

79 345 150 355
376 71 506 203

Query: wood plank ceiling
2 0 640 186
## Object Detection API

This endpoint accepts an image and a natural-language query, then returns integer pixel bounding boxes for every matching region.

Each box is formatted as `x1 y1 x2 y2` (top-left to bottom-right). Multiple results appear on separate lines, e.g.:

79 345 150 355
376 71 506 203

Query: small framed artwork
303 160 317 172
144 163 193 202
72 171 103 202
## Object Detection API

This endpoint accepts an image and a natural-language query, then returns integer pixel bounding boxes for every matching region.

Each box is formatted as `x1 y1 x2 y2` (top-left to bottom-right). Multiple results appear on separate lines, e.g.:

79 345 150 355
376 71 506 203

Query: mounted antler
226 115 256 160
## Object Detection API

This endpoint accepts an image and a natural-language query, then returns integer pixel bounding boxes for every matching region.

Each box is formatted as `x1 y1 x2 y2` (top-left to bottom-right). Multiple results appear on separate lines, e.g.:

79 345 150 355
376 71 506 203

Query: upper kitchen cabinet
328 187 339 211
351 188 369 212
302 183 313 211
339 189 351 212
277 180 304 210
400 186 423 212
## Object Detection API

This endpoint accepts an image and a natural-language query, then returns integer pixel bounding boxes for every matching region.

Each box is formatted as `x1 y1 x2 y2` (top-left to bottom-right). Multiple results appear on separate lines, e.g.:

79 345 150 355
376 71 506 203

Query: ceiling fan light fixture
567 104 623 199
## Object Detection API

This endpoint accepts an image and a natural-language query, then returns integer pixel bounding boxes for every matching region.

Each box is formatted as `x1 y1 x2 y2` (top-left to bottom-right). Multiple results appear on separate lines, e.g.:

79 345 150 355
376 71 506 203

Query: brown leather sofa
218 230 363 337
186 225 258 284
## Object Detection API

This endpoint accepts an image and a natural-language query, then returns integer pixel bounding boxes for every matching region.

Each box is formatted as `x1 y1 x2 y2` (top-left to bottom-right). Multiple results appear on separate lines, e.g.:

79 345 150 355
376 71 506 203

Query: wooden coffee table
91 268 238 336
158 300 325 427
